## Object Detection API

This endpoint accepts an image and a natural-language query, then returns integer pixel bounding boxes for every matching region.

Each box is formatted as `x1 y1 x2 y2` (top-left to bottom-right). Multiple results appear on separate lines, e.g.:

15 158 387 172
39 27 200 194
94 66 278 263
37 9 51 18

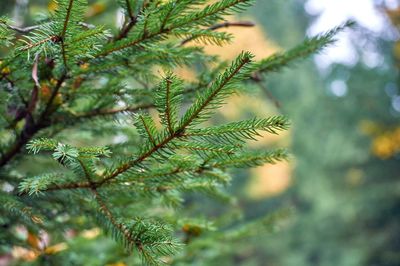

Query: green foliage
0 0 349 265
0 17 14 47
256 21 355 75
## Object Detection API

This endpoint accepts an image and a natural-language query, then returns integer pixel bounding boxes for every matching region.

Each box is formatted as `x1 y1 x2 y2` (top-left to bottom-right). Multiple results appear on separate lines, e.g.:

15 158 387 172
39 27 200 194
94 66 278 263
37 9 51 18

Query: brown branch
59 0 75 69
91 188 139 250
5 24 39 34
20 35 59 51
250 73 281 109
0 74 67 168
180 21 255 46
61 0 75 39
139 115 157 146
114 0 138 41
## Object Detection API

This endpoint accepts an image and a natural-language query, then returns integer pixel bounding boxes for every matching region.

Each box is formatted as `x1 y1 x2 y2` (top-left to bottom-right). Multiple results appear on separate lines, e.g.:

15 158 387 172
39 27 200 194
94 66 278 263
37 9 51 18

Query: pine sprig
155 74 183 134
180 51 254 128
93 189 181 265
185 116 289 142
210 149 288 168
19 173 62 196
256 21 355 75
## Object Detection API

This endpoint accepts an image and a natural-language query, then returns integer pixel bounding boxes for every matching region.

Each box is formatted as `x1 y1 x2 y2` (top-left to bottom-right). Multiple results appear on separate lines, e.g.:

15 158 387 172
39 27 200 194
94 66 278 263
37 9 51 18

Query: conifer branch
91 188 140 251
180 52 252 128
93 0 252 58
255 21 354 75
139 115 157 146
98 52 252 186
20 35 60 51
59 0 75 68
165 78 173 133
180 20 254 46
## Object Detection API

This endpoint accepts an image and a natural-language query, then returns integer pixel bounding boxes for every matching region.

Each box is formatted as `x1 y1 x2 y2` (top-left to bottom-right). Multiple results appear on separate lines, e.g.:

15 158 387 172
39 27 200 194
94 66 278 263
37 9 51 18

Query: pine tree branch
20 35 60 51
91 188 139 247
139 115 157 146
165 78 174 134
96 53 251 186
255 21 354 75
180 53 251 128
125 0 135 20
91 188 156 259
73 161 137 249
180 20 254 46
93 0 252 58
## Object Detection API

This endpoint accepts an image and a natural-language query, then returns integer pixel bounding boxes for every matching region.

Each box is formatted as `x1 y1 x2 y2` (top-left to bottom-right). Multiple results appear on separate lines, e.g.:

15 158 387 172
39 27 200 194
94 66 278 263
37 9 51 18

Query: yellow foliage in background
246 161 292 200
371 127 400 159
360 120 400 159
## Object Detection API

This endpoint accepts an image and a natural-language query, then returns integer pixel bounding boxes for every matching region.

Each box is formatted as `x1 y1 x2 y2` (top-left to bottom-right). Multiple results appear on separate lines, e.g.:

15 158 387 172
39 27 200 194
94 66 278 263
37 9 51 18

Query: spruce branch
255 21 354 75
180 20 254 46
185 116 289 143
93 0 253 58
92 188 180 264
180 51 253 127
98 52 253 186
210 149 288 168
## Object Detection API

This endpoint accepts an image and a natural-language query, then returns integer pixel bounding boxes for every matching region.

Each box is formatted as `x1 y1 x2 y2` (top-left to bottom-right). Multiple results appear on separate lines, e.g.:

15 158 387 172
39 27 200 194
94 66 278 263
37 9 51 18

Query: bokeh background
1 0 399 265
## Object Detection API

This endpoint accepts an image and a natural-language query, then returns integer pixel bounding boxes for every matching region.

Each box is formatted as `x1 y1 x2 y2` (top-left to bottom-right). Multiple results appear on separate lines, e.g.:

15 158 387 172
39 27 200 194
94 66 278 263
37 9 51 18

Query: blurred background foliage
1 0 399 265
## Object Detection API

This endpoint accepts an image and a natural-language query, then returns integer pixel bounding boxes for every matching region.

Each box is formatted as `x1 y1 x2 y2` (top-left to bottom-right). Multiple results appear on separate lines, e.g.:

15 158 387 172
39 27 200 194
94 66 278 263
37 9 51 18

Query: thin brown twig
5 24 39 34
91 188 140 250
74 103 154 119
114 0 137 41
251 73 281 109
